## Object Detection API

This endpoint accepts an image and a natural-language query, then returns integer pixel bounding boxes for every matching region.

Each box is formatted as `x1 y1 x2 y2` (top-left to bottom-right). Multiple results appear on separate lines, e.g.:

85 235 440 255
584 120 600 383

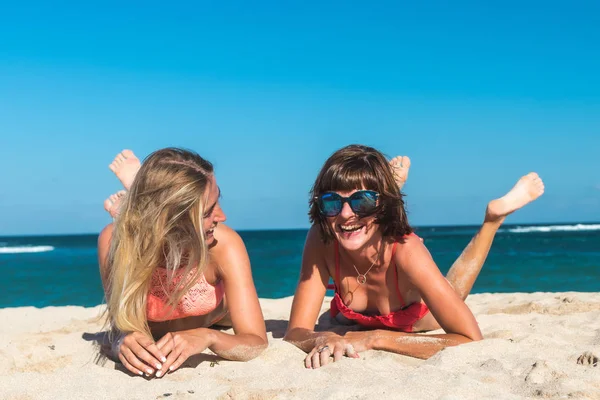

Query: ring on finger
317 345 330 353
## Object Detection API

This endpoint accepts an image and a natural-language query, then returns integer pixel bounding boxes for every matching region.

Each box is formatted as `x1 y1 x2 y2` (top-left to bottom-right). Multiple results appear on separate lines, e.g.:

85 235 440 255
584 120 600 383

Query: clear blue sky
1 1 599 235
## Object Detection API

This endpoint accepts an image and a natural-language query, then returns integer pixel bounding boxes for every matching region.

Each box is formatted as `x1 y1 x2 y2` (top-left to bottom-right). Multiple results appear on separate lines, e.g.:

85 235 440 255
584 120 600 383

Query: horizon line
2 220 599 238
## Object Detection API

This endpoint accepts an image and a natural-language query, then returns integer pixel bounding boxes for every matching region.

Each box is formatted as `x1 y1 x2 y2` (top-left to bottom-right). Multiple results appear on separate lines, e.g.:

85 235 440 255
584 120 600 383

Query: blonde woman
98 148 267 378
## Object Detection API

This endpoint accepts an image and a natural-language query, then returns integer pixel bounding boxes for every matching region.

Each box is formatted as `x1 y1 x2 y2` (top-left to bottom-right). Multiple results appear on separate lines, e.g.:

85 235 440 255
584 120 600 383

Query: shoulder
98 223 114 248
393 233 431 269
306 225 329 251
97 223 114 282
210 224 249 275
212 223 245 252
303 225 332 262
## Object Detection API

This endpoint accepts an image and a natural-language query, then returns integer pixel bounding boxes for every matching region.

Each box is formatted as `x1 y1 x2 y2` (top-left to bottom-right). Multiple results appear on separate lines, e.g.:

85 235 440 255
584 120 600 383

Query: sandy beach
2 292 600 400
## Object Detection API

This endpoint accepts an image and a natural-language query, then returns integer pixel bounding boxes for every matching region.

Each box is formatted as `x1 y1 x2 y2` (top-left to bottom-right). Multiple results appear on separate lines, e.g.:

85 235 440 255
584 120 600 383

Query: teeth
340 224 362 232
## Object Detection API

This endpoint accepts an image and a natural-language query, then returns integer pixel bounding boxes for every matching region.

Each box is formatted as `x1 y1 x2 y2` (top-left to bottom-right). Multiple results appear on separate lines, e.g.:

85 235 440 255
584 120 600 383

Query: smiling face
309 144 413 246
327 189 382 251
202 175 226 244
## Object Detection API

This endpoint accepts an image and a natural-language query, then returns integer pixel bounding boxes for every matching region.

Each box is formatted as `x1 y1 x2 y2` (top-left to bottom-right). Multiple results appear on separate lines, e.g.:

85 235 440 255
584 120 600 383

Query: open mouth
206 225 216 237
338 223 365 235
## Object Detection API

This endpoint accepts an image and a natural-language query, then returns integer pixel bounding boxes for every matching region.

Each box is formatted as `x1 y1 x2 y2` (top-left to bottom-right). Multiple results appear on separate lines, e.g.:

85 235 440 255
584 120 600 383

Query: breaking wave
0 245 55 254
505 224 600 233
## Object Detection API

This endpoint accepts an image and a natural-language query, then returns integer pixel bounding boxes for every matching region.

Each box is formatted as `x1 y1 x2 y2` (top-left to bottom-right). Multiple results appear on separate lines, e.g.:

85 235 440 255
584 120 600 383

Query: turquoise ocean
1 223 599 308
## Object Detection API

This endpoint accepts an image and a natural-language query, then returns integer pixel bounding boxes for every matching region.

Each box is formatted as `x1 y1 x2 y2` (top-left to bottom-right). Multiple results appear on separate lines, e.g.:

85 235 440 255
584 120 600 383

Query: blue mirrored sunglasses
316 190 379 217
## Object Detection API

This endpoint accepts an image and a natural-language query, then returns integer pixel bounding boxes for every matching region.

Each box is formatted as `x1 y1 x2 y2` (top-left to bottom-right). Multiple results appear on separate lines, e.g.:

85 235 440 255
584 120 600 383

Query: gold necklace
352 247 382 285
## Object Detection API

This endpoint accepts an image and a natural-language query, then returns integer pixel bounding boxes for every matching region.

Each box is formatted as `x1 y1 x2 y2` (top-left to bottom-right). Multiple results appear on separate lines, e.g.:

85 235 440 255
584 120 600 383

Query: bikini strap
391 241 406 307
334 241 341 292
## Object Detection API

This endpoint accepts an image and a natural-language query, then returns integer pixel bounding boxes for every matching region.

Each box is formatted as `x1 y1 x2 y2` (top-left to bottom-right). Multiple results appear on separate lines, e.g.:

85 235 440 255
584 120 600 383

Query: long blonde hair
105 148 214 337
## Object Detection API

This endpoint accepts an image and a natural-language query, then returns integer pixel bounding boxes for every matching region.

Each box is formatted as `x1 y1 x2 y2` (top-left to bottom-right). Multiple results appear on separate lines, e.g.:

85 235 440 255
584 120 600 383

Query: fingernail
169 365 174 371
138 371 143 376
156 371 162 378
161 357 167 362
155 363 162 370
146 368 153 374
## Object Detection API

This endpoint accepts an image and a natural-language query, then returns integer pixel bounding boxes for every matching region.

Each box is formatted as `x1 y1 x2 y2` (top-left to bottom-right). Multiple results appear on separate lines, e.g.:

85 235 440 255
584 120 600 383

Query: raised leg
415 173 545 331
447 172 545 298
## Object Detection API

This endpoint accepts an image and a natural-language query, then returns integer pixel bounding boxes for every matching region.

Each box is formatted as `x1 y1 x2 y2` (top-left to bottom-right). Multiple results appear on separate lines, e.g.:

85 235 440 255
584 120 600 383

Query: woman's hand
115 331 167 376
155 329 215 377
305 335 360 369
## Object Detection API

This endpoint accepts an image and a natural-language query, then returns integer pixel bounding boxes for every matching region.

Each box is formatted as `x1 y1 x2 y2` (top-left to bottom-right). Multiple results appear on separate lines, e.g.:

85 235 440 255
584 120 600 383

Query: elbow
221 339 268 362
463 328 484 343
470 332 484 342
446 327 483 344
236 343 268 362
469 325 484 342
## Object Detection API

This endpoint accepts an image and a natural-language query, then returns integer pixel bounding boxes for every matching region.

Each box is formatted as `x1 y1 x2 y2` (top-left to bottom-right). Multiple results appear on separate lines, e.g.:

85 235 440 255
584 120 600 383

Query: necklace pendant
356 274 367 285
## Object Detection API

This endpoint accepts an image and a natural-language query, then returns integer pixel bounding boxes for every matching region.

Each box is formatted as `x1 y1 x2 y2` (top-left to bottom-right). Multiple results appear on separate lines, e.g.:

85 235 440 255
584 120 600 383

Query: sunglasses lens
350 191 378 214
319 193 342 217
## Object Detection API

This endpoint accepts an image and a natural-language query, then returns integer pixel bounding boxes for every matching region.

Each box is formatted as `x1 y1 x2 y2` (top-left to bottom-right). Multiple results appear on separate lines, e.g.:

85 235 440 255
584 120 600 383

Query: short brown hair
309 144 412 243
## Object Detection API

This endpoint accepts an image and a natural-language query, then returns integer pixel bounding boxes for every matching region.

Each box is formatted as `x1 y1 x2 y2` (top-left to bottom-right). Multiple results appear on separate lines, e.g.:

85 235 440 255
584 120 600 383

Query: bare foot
109 149 141 190
103 190 126 218
390 156 411 190
486 173 545 223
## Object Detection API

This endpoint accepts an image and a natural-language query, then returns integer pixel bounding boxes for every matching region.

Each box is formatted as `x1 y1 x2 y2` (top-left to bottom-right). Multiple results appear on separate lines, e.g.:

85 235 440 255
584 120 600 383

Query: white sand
2 293 600 400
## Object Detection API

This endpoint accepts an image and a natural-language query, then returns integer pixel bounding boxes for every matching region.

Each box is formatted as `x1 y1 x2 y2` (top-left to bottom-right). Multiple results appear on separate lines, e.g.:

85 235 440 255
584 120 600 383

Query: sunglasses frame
316 190 380 217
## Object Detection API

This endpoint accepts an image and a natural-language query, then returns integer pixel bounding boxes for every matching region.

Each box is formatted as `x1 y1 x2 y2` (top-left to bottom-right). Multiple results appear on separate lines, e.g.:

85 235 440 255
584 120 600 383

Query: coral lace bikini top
146 267 224 322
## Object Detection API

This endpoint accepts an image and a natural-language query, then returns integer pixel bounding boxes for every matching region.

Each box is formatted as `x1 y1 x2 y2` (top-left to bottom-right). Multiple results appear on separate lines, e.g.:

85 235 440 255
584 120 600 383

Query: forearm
373 331 473 359
283 327 341 353
346 330 473 359
206 330 267 362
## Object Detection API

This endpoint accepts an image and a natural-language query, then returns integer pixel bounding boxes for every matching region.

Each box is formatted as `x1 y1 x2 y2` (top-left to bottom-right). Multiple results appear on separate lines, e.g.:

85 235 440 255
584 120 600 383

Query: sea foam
0 246 55 254
505 224 600 233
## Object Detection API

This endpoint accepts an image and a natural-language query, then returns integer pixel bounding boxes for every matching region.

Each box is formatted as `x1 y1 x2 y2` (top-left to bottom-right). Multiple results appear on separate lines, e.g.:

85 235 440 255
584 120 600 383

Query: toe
103 198 113 212
121 149 135 159
401 156 411 168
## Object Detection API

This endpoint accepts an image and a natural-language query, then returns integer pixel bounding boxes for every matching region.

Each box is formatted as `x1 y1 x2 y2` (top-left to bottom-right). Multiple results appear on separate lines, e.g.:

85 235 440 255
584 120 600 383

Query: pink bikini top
329 235 430 332
146 266 224 322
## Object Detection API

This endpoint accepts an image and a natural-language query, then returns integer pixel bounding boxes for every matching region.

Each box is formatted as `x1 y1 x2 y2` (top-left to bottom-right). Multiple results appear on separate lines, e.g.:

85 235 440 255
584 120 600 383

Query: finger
305 349 316 369
138 336 167 364
156 344 182 378
333 344 344 362
345 343 360 358
122 346 155 376
320 347 331 366
118 352 144 376
130 340 163 370
166 350 189 374
311 350 321 369
156 333 175 356
155 333 170 350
